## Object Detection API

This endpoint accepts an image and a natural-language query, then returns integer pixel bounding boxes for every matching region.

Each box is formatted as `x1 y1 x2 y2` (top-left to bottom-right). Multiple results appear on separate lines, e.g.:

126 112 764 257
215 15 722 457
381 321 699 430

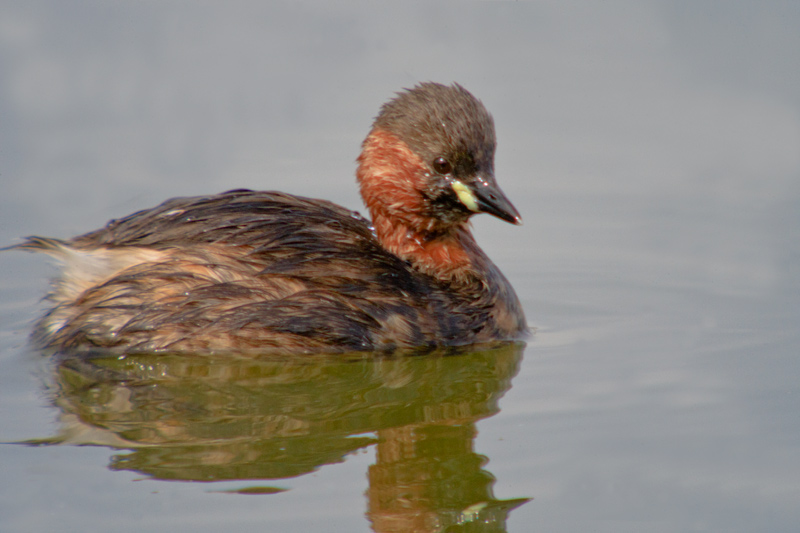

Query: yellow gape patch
451 180 479 212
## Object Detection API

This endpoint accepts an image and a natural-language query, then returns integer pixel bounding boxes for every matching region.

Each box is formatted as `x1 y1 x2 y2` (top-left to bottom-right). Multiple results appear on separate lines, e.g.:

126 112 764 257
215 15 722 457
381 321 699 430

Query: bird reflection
34 343 529 531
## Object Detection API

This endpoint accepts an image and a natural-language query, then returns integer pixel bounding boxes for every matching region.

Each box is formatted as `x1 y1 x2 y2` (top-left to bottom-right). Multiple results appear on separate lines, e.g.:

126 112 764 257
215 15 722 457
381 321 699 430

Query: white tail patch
41 243 168 305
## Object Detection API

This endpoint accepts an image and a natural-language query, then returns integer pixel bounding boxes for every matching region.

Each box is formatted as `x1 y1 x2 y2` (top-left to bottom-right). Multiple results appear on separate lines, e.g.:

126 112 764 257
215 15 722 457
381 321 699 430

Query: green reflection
39 343 529 531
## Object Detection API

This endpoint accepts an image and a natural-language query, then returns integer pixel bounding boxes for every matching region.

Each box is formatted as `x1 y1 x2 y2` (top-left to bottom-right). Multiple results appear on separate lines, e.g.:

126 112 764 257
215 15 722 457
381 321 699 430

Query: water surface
1 2 798 532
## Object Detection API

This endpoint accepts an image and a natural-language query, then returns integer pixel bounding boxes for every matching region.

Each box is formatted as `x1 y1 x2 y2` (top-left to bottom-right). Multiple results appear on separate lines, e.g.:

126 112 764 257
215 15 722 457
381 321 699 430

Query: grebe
8 82 527 355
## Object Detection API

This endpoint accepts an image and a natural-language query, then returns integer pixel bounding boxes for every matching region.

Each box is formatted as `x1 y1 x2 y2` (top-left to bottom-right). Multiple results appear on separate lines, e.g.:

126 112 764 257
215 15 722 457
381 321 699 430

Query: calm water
1 3 799 532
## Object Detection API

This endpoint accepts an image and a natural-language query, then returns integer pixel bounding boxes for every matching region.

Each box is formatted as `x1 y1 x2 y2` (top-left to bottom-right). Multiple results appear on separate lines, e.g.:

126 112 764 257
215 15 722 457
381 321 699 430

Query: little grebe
9 82 527 354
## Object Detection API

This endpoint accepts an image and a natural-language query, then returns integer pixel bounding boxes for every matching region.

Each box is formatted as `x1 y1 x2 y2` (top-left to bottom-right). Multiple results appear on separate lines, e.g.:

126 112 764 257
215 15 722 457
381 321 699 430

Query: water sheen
1 3 799 532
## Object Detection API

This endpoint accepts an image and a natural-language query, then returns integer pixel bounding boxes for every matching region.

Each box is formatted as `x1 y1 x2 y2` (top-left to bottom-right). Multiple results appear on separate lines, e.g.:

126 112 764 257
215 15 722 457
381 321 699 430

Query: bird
6 82 528 355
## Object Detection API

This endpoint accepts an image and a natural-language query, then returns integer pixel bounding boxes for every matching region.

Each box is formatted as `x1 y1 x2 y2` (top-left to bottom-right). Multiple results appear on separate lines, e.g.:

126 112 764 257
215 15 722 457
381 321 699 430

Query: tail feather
2 236 70 254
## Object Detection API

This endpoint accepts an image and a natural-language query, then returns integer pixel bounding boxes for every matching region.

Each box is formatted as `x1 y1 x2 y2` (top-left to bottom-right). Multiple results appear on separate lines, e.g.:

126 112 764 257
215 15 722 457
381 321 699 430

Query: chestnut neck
357 129 484 282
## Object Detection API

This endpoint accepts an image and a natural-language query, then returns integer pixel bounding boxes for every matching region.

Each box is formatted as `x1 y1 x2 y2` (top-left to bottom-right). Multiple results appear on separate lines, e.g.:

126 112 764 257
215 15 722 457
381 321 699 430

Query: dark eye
432 157 452 175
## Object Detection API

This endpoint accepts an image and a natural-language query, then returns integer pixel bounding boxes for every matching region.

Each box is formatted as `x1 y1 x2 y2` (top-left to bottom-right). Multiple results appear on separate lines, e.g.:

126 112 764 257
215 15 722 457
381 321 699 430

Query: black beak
472 177 522 225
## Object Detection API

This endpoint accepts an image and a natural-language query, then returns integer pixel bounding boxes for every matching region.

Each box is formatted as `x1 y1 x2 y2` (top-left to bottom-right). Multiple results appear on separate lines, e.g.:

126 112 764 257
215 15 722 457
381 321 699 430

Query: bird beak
450 176 522 225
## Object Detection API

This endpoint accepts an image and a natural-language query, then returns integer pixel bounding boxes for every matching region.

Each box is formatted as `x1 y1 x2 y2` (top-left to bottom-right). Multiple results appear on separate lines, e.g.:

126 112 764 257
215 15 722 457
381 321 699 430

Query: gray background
1 2 798 532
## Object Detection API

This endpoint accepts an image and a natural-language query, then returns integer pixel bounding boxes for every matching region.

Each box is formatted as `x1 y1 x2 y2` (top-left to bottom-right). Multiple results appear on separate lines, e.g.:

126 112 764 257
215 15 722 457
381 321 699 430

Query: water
1 3 799 532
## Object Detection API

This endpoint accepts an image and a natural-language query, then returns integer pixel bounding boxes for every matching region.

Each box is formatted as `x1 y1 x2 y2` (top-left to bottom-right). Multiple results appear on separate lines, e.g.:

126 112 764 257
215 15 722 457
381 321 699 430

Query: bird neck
357 128 482 282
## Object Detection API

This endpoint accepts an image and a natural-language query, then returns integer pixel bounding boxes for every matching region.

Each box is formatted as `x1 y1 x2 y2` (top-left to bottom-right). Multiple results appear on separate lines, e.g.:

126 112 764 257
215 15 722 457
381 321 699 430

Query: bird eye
432 157 452 175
